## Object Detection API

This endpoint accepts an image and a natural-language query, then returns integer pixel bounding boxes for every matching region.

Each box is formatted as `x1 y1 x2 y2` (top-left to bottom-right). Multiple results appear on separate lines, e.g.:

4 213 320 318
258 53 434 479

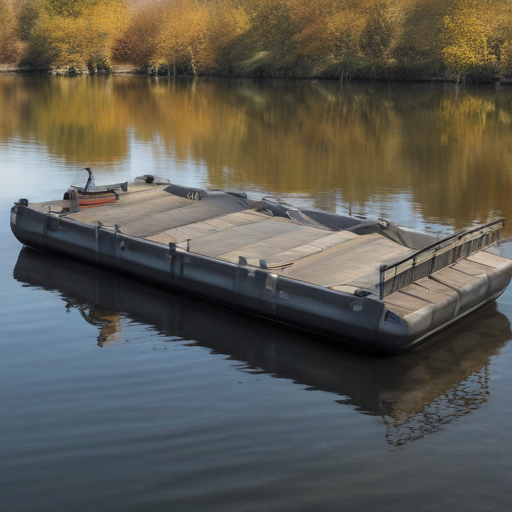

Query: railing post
379 265 387 300
430 250 436 274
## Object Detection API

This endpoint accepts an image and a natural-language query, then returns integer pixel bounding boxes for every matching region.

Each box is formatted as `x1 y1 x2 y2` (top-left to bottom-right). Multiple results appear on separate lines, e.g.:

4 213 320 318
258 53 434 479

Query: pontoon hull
10 200 512 354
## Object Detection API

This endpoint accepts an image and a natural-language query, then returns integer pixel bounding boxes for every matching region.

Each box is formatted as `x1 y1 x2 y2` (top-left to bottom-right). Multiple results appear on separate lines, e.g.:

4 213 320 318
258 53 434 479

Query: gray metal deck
13 180 512 352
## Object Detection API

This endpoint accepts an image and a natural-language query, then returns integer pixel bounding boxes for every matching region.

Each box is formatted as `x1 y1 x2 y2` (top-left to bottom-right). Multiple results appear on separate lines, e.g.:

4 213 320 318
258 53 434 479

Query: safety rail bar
378 218 504 299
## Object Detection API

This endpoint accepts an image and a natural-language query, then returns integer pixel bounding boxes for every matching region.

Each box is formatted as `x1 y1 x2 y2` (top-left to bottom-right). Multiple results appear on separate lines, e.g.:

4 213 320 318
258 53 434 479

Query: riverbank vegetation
2 0 512 82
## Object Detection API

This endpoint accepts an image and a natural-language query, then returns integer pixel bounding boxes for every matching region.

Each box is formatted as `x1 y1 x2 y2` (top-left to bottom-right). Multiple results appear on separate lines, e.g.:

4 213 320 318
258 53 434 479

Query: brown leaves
4 0 512 80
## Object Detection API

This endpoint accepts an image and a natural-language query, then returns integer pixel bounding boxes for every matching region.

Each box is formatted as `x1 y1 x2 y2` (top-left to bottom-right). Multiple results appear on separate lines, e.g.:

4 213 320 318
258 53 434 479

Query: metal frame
379 218 504 299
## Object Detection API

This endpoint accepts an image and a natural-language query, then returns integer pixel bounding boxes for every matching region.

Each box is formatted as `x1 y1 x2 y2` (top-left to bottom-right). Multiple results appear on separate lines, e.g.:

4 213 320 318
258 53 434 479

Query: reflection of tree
108 79 512 233
398 89 512 229
3 77 512 231
0 75 129 162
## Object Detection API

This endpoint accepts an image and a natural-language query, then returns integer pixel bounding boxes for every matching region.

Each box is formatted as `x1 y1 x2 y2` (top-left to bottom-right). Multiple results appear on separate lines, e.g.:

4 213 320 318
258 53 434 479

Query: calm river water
2 75 512 511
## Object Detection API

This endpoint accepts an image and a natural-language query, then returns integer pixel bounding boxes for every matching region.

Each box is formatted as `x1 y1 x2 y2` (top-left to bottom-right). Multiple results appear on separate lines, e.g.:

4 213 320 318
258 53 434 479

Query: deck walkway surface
31 185 503 320
66 187 416 293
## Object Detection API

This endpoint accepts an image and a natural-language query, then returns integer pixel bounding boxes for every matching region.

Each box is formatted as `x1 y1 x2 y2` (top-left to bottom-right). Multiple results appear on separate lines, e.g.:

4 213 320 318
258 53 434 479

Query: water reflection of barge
14 247 512 445
10 175 512 353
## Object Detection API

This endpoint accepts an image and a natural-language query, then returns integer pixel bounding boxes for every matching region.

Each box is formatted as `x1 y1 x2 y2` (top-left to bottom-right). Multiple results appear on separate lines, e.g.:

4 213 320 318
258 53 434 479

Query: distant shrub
0 0 21 62
19 0 128 72
442 0 495 81
153 0 214 75
393 0 449 79
112 0 164 67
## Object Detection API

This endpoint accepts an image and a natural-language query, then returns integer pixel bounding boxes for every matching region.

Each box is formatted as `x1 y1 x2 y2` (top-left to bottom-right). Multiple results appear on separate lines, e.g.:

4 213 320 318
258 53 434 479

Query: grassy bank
2 0 512 82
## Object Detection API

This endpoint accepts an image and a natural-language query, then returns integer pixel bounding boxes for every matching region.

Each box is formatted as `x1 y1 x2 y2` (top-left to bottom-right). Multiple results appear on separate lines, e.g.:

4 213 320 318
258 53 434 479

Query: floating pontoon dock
10 176 512 353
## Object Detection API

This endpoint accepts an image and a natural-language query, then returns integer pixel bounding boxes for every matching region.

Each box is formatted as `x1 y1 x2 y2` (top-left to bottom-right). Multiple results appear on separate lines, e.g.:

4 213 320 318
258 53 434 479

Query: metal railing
378 218 504 299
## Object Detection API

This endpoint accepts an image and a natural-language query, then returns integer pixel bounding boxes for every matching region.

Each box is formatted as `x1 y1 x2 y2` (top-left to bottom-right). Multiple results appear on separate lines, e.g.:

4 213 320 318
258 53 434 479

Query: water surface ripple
2 76 512 511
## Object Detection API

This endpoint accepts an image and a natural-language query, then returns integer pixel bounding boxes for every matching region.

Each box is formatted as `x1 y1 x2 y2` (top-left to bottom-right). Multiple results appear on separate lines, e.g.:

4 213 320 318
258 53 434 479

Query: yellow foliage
0 0 21 62
153 0 213 74
111 0 163 66
20 0 128 71
7 0 512 80
442 0 493 79
394 0 449 75
498 41 512 77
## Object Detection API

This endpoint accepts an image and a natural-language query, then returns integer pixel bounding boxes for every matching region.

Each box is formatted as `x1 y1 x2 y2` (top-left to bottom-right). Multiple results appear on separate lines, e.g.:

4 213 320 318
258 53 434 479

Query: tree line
2 0 512 82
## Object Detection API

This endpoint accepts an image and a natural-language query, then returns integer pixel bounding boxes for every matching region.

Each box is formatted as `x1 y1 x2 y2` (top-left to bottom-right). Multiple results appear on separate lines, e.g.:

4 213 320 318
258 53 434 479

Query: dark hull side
9 204 508 354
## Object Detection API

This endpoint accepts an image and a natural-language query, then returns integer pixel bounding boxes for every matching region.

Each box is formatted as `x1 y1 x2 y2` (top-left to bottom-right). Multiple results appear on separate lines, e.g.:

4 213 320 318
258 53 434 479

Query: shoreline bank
0 64 143 76
1 64 511 85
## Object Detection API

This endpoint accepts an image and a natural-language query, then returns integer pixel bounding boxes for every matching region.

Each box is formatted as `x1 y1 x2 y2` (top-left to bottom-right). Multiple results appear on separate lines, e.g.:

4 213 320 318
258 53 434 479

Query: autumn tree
20 0 128 72
442 0 495 81
0 0 21 62
394 0 450 78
